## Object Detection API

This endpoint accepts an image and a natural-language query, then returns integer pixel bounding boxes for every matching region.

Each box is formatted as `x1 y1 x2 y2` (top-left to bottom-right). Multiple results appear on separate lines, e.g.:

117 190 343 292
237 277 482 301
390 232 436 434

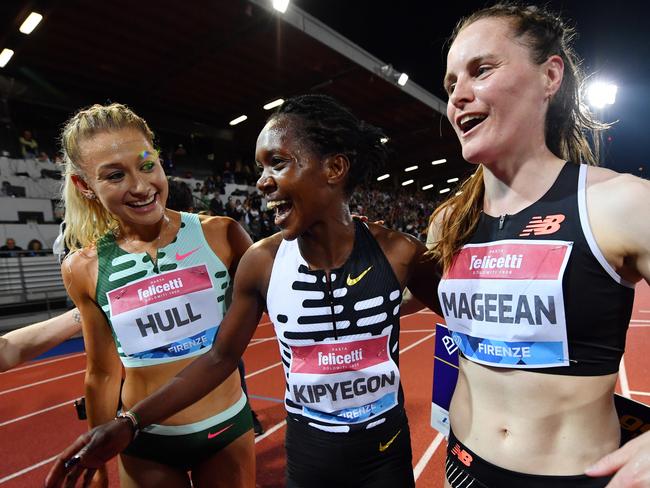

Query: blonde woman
57 103 255 487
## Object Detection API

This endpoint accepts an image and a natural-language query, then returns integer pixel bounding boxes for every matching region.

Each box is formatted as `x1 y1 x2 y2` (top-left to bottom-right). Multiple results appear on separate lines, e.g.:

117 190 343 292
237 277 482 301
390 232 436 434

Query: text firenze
470 254 523 270
293 372 395 403
137 278 184 301
441 292 556 325
136 303 201 337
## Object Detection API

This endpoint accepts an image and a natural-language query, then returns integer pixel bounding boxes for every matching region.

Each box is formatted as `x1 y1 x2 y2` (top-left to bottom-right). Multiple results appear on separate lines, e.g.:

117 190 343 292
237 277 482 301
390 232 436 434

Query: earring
85 192 96 200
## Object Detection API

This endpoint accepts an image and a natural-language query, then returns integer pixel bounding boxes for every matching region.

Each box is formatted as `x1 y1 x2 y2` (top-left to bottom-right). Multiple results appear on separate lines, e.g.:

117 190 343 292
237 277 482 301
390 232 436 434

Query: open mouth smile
458 113 488 135
266 199 293 226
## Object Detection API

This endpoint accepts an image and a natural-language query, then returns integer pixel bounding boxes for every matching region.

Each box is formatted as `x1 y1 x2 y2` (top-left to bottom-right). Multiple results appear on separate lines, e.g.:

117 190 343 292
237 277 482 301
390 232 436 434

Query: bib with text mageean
107 264 222 356
438 239 572 368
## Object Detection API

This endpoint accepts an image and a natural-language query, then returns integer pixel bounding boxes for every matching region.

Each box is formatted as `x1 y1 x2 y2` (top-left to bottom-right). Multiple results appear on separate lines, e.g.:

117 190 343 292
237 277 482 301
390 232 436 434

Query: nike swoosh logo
346 265 373 287
378 429 401 452
175 247 201 261
207 423 234 439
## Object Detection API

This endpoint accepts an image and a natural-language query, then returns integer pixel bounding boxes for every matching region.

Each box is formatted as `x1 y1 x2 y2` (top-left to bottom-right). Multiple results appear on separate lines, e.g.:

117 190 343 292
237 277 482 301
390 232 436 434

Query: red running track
1 281 649 487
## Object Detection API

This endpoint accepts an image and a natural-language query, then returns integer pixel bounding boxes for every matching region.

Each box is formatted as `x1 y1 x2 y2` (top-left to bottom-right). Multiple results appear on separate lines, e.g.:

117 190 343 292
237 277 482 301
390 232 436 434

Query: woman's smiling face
77 127 168 227
445 17 551 165
255 116 333 241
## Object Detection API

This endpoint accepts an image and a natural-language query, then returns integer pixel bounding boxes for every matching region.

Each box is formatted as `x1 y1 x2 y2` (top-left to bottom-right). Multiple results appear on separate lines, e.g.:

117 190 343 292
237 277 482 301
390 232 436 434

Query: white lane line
401 329 436 334
629 390 650 397
257 320 272 327
0 370 84 396
244 362 281 380
619 357 631 398
631 319 650 323
630 324 650 327
400 332 436 355
1 353 86 374
254 419 287 444
413 432 446 481
249 337 277 345
0 399 77 427
639 310 650 314
0 455 57 484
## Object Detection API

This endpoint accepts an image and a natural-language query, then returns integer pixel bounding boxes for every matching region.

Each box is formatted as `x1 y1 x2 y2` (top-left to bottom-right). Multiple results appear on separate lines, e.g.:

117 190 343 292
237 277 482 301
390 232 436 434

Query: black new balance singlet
438 162 634 375
267 220 405 432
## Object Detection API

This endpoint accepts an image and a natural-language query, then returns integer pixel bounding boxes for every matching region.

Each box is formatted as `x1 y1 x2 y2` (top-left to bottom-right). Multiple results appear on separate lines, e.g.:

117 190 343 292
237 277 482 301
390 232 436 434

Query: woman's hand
586 430 650 487
45 418 133 488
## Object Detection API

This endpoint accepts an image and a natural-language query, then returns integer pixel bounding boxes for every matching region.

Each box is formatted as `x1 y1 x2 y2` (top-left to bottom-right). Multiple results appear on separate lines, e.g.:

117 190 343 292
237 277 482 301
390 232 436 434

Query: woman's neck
298 204 355 271
481 147 565 216
116 211 171 246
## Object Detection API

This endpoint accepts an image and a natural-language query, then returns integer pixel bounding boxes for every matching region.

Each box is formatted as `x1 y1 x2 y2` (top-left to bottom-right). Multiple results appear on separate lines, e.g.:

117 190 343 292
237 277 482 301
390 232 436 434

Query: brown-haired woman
54 103 255 487
432 3 650 487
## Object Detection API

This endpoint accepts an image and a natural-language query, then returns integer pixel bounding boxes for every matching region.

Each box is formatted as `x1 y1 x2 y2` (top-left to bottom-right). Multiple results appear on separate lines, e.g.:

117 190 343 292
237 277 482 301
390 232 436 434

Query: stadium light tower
586 81 617 109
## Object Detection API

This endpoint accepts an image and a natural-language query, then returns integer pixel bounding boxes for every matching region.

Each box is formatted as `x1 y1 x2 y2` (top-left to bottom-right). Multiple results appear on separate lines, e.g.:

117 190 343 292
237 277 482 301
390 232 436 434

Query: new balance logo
451 443 473 467
519 214 565 237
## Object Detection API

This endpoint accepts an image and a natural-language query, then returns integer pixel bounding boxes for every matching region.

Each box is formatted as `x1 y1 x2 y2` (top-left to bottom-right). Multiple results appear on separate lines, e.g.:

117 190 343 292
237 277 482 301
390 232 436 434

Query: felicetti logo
469 254 523 271
290 336 389 374
137 277 184 301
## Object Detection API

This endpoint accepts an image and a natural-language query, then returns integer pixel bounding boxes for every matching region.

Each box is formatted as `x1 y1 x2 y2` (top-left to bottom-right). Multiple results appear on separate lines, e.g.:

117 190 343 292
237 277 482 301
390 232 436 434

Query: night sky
295 0 649 178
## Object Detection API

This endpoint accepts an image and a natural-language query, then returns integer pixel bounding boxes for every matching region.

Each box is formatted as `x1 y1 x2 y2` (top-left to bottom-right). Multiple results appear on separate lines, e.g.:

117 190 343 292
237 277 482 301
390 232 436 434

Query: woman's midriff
450 357 620 475
121 356 242 425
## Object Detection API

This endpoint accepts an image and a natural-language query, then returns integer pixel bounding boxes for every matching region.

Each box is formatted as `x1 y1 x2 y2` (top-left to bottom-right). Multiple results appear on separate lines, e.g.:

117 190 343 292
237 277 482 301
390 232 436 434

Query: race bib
108 265 221 355
438 240 572 368
287 332 400 424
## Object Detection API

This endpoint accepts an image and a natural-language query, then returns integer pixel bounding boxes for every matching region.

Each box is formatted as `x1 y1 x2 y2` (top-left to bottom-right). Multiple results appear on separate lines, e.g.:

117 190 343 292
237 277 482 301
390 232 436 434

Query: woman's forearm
85 372 122 428
0 309 81 372
131 348 240 429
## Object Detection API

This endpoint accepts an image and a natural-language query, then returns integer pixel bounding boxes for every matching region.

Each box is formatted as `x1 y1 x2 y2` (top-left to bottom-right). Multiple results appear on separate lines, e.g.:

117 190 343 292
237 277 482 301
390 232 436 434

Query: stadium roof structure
0 0 472 193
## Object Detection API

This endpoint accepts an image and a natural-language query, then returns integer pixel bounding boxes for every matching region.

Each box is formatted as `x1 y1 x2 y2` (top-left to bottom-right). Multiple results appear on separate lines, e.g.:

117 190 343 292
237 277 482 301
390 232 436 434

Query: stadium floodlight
377 174 390 181
19 12 43 34
380 64 409 87
422 184 434 190
586 81 617 109
404 165 418 172
380 137 389 144
229 115 247 126
431 158 447 165
402 179 414 186
447 177 459 183
0 49 14 68
439 188 451 194
263 98 284 110
272 0 290 13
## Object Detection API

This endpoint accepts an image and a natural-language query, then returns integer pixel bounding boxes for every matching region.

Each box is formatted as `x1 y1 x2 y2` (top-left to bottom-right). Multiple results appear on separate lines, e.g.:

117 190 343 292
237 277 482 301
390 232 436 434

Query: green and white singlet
96 212 230 367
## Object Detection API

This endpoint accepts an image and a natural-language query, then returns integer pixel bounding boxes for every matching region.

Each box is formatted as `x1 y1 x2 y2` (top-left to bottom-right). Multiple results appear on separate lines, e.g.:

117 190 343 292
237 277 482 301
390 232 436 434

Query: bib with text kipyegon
438 240 573 368
288 331 401 424
107 265 222 356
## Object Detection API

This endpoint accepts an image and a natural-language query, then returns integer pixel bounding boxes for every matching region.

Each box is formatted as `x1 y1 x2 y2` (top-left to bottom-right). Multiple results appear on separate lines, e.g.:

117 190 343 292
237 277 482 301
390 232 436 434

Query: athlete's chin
279 227 300 241
461 145 491 165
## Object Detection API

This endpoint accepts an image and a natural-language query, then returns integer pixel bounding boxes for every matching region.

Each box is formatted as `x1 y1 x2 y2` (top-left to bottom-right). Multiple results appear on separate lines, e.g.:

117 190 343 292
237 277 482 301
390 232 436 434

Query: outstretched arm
0 308 81 372
45 242 269 488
